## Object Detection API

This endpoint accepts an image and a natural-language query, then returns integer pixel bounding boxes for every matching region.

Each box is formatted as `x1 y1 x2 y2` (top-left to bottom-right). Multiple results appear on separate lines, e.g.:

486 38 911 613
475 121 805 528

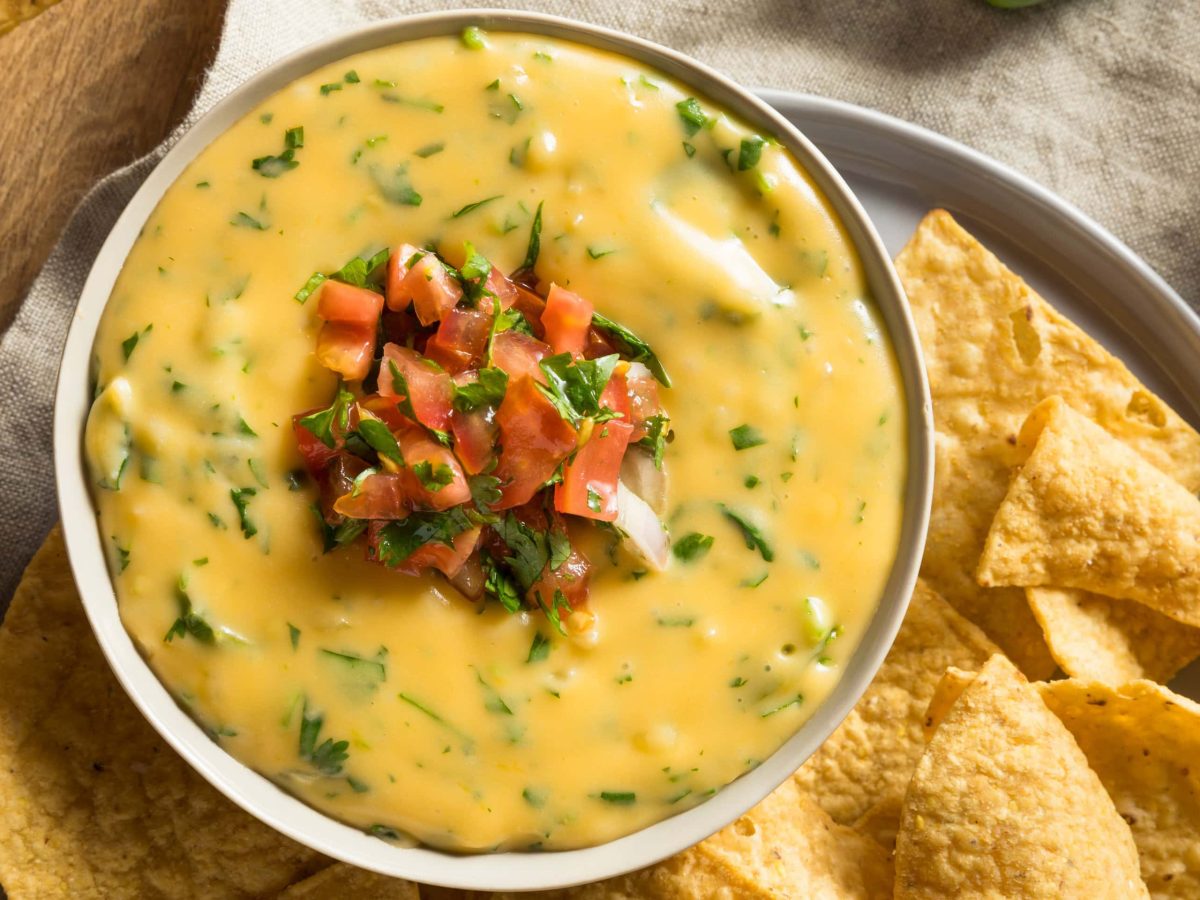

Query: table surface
0 0 227 335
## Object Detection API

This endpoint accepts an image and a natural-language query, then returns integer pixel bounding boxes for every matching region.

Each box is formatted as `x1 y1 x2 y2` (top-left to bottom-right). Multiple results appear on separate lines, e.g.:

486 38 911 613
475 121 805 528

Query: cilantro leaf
453 367 508 412
459 241 493 304
719 504 774 562
298 699 350 775
412 460 455 491
230 488 258 539
482 550 523 612
356 417 404 466
676 98 707 136
527 631 551 663
637 414 671 469
521 200 544 271
164 576 215 644
468 473 502 516
493 514 550 591
673 532 714 562
590 312 671 387
451 194 503 219
371 508 474 567
370 164 422 206
729 424 767 451
537 353 618 424
252 126 304 178
738 134 765 171
297 388 354 448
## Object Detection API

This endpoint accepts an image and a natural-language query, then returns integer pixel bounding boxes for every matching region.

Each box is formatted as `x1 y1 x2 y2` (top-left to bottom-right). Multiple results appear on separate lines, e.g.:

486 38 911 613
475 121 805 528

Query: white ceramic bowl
53 9 933 891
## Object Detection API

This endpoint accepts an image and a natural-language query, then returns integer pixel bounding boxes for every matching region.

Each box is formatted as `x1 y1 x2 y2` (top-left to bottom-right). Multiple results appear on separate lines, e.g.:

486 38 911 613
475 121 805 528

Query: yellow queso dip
83 31 906 851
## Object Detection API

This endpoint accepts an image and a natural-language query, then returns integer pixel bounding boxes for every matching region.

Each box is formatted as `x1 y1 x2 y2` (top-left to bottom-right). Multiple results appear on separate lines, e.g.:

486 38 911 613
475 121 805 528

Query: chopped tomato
368 520 481 578
512 286 547 338
424 308 492 374
378 343 453 432
293 412 341 474
316 322 375 381
584 326 618 360
450 406 497 475
493 376 578 509
317 280 384 327
385 243 422 311
318 453 370 524
542 284 593 356
599 369 632 421
626 362 662 439
554 419 633 522
357 394 410 432
491 331 551 383
486 267 519 309
407 254 463 325
333 473 408 519
396 425 471 509
529 541 592 613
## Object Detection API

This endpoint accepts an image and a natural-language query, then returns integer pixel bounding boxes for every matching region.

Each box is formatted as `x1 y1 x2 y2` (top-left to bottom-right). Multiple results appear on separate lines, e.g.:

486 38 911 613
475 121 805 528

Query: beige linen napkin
2 0 1198 609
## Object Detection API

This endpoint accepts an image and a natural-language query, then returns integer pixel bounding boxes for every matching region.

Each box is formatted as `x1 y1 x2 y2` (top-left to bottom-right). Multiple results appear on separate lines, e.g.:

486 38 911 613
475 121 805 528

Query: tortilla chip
897 209 1200 677
978 396 1200 627
794 579 998 825
0 0 63 35
894 655 1147 898
1038 679 1200 898
1027 586 1200 683
493 779 893 899
851 790 904 852
281 863 419 898
920 666 976 740
0 527 329 897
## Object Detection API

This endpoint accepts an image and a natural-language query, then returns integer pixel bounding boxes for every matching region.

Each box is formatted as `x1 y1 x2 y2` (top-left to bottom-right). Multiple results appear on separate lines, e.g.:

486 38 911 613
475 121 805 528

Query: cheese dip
84 30 906 851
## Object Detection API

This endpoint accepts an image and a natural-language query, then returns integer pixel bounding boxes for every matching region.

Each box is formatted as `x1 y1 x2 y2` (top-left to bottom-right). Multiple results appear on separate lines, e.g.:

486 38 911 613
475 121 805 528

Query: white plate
761 89 1200 696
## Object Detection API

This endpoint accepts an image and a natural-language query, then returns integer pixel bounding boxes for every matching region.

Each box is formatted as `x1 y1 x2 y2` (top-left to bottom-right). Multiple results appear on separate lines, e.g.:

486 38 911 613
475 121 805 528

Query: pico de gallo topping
293 236 673 632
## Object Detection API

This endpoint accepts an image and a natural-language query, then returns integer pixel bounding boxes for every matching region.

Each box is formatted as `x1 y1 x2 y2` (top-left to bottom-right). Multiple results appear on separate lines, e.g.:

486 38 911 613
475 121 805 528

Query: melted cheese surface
85 32 906 851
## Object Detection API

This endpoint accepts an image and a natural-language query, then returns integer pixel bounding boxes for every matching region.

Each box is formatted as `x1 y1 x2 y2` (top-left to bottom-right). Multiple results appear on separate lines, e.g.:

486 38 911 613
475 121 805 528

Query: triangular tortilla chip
851 790 904 852
794 580 998 826
894 655 1147 898
1038 679 1200 898
896 209 1200 677
979 396 1200 627
280 863 419 898
1027 586 1200 683
493 779 892 899
0 528 329 897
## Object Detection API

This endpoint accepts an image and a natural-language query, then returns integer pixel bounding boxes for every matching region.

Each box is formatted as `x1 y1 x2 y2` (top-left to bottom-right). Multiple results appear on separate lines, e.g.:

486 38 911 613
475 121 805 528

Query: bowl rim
52 8 933 891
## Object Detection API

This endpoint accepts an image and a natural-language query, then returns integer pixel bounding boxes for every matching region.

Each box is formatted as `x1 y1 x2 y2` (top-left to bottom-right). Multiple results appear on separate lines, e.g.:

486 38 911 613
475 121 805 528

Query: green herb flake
298 700 350 775
414 141 445 158
598 791 637 805
744 475 761 489
590 312 671 387
451 194 503 219
737 134 766 171
454 366 508 412
356 417 404 466
344 70 360 84
675 97 708 135
656 615 695 627
729 676 747 687
230 211 268 230
537 352 619 425
761 694 804 718
320 82 343 96
111 537 131 572
729 424 767 451
195 180 210 189
230 487 258 539
719 504 774 562
373 508 474 568
461 25 489 50
370 164 423 206
297 388 354 449
412 460 455 492
251 126 304 178
740 572 769 588
522 787 547 808
526 631 551 664
164 576 215 645
288 623 301 649
521 200 544 271
682 141 696 158
586 246 616 260
672 532 714 562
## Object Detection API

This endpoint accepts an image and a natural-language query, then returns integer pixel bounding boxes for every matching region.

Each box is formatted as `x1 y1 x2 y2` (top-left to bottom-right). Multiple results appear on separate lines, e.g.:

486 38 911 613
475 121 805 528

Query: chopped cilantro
719 504 774 562
761 694 804 718
682 141 696 157
293 272 327 304
521 200 544 271
586 488 603 513
451 194 503 219
461 24 489 49
230 211 268 230
673 532 714 562
676 97 708 135
230 488 258 539
537 353 619 425
493 514 550 592
729 424 767 450
637 414 671 469
298 700 350 775
586 246 615 260
344 69 360 83
356 417 404 466
482 550 523 613
414 141 445 158
297 388 354 448
320 82 343 95
372 508 474 568
251 126 304 178
288 623 301 649
744 474 761 489
740 572 769 588
164 576 215 644
370 164 422 206
522 787 547 808
236 416 257 437
527 631 551 663
590 312 671 387
598 791 636 805
738 134 765 170
412 460 455 491
453 367 508 412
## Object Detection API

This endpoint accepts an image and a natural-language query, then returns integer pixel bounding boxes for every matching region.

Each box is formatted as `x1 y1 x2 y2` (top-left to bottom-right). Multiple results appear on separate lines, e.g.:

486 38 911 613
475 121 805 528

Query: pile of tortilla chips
4 209 1200 897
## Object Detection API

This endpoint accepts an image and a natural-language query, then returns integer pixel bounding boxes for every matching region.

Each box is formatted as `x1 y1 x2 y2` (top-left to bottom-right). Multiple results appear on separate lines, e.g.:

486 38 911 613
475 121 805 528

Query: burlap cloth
1 0 1197 608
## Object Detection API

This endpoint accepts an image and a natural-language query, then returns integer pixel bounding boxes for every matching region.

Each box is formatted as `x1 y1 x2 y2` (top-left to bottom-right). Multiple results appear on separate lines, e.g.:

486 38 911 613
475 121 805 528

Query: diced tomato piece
542 284 594 357
382 308 421 347
626 362 662 440
584 326 618 360
493 376 578 509
424 308 492 374
450 406 498 475
485 267 519 309
316 322 375 381
512 286 547 338
491 331 551 383
445 552 484 600
317 280 384 327
599 369 632 421
367 520 481 578
333 473 408 520
378 344 453 433
386 243 422 311
318 453 370 524
292 412 341 474
529 540 592 613
396 425 471 509
554 419 633 522
407 254 463 325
